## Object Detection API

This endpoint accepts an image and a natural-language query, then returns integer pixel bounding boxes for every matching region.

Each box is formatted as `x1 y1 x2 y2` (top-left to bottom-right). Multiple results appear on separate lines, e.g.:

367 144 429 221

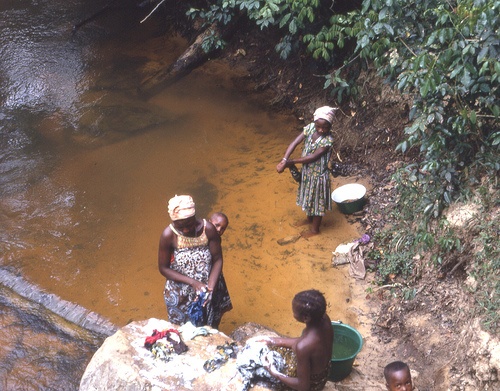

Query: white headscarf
313 106 337 124
168 195 196 221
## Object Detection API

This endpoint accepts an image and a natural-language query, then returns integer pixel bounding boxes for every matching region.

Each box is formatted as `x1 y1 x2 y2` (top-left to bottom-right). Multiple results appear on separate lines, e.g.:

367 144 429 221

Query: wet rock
0 284 103 391
79 319 281 391
79 318 391 391
276 234 301 246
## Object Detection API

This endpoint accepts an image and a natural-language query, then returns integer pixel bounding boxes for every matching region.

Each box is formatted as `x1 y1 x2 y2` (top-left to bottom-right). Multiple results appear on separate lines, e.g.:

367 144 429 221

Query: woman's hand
201 289 213 307
276 158 288 173
191 281 213 307
262 351 282 378
247 335 274 346
191 280 208 295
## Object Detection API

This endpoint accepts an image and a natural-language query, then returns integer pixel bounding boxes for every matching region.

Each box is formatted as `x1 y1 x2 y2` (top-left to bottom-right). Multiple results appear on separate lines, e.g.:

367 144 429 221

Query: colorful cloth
163 219 232 327
208 272 233 328
178 321 217 340
271 346 329 391
144 328 180 349
203 342 238 373
309 363 330 391
144 328 188 361
296 123 334 216
236 340 285 391
151 340 176 361
187 291 208 326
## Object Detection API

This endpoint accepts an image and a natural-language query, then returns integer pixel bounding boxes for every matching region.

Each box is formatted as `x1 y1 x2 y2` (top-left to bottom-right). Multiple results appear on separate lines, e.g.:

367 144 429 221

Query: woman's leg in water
301 215 322 238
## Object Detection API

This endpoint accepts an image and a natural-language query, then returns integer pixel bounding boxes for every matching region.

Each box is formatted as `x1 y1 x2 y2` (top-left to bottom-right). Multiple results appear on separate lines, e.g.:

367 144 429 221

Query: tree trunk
139 23 221 98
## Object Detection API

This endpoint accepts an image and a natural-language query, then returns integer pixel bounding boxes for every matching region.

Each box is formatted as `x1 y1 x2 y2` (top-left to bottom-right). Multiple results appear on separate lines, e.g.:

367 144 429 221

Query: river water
0 0 365 389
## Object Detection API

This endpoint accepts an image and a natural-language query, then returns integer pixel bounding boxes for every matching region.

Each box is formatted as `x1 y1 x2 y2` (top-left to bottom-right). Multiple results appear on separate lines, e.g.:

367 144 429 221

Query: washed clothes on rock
236 340 285 391
163 219 232 327
297 123 334 216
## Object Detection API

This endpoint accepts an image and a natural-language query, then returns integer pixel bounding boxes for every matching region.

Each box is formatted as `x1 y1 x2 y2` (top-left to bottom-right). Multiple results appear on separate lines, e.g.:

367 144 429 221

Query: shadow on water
186 180 219 218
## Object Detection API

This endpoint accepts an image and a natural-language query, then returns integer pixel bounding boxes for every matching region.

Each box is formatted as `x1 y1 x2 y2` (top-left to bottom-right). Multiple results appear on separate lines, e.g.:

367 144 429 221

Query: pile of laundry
143 321 218 362
236 338 286 391
203 342 238 372
144 328 188 362
143 323 291 391
331 234 374 279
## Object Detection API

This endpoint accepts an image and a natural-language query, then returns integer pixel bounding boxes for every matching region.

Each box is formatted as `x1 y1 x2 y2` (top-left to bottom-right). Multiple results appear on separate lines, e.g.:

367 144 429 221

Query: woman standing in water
158 195 232 328
276 106 336 238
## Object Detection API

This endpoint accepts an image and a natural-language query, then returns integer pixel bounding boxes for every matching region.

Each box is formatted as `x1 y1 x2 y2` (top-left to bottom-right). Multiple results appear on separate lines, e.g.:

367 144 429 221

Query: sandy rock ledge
79 318 392 391
79 318 278 391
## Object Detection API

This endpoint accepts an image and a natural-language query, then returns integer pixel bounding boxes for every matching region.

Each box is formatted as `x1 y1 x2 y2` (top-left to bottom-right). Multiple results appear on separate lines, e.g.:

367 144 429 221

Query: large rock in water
79 318 279 391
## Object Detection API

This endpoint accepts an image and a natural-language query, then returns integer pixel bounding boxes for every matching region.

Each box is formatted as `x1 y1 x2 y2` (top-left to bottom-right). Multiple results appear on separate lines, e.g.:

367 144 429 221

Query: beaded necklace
170 219 208 249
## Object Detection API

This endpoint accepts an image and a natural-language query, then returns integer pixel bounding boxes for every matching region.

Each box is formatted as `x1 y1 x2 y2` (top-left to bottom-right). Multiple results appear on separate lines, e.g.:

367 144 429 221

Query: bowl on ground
331 183 367 214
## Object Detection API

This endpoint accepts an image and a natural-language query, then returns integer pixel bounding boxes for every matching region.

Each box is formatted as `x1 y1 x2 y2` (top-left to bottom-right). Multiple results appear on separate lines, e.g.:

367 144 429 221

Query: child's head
292 289 327 323
384 361 413 391
209 212 229 236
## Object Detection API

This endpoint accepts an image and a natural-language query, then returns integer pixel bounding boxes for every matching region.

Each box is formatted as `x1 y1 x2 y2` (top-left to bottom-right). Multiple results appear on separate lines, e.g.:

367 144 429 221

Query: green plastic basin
329 322 363 382
331 184 367 214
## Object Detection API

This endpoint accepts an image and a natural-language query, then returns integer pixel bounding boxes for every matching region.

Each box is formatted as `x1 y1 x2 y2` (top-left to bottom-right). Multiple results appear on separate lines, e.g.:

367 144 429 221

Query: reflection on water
0 0 94 113
0 0 363 389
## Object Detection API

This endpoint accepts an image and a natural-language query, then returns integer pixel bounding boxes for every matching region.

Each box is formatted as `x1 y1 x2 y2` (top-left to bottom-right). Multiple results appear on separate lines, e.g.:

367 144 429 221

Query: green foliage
201 29 227 52
350 3 498 331
187 0 331 59
370 1 498 199
324 68 358 103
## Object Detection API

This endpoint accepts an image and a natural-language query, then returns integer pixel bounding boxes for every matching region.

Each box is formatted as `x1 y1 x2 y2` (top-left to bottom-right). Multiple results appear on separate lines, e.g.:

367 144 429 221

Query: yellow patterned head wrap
168 195 196 221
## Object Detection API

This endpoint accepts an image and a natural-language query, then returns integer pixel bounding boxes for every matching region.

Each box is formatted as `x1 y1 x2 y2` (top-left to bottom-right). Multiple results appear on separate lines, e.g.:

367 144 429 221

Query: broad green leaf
477 46 489 62
492 105 500 117
443 191 451 203
421 79 430 97
450 65 463 79
470 111 477 125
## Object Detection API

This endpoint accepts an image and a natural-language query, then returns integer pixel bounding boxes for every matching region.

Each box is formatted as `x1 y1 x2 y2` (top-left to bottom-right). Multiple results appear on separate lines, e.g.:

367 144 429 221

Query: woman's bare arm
277 133 305 173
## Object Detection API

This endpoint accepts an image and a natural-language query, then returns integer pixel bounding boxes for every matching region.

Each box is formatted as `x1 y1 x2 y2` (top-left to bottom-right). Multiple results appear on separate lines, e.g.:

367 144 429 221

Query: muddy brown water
17 66 367 336
0 1 369 388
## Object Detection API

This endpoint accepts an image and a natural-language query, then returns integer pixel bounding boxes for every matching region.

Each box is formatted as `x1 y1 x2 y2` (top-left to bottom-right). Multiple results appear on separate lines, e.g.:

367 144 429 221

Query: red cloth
144 328 180 349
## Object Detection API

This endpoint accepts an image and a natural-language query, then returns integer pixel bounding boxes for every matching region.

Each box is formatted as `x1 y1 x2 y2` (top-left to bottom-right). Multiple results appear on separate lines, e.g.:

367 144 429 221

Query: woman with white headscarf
276 106 337 237
158 195 232 328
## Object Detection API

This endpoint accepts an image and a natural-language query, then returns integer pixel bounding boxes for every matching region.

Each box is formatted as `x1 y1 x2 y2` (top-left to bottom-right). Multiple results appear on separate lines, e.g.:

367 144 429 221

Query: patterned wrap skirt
164 245 231 328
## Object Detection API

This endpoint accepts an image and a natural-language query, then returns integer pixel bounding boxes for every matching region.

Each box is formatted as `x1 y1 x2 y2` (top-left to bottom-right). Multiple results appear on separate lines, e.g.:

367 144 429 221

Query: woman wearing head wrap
158 195 232 328
276 106 337 238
